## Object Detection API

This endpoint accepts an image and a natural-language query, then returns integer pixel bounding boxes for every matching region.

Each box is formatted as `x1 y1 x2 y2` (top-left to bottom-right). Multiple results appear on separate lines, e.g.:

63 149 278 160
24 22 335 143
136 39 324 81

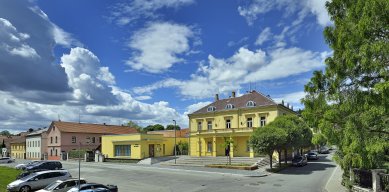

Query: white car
15 161 40 169
7 170 72 192
37 178 87 192
0 157 15 163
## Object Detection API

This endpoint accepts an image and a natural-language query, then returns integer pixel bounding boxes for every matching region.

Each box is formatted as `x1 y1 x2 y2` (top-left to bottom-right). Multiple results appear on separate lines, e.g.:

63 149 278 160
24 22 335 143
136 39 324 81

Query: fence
379 173 389 192
353 169 373 189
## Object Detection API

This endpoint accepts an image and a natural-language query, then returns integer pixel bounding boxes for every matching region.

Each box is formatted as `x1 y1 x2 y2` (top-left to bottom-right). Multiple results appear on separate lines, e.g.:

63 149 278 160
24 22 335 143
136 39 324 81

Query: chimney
232 91 236 98
215 94 219 101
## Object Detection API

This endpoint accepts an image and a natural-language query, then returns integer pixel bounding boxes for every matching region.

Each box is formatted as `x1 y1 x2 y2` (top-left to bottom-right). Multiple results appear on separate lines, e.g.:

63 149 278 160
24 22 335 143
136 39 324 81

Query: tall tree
0 130 11 136
312 133 327 151
302 0 389 173
166 124 180 130
250 125 287 169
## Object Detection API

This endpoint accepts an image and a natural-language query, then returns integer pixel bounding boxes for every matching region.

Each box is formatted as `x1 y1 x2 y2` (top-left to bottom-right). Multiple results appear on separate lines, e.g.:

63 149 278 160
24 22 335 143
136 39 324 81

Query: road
3 153 337 192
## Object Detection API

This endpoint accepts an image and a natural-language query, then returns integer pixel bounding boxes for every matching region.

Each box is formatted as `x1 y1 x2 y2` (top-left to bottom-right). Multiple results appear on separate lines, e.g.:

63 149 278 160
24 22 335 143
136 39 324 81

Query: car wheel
19 185 31 192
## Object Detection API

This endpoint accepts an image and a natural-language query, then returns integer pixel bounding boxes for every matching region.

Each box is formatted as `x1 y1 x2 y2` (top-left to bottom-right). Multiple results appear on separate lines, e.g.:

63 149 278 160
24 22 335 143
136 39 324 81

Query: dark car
292 155 308 166
17 169 49 179
24 161 62 171
319 147 330 154
67 183 118 192
306 152 319 160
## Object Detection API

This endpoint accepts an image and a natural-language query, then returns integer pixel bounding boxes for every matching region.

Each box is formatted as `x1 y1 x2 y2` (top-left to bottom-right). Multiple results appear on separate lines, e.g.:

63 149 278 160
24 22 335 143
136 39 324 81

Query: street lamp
78 142 81 191
173 120 177 164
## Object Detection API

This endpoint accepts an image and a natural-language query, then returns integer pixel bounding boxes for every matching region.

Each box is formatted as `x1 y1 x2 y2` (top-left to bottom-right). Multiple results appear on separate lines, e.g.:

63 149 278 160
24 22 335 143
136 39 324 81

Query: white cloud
273 91 306 109
255 27 272 45
183 101 212 115
126 22 196 73
238 0 331 27
109 0 195 26
134 47 325 99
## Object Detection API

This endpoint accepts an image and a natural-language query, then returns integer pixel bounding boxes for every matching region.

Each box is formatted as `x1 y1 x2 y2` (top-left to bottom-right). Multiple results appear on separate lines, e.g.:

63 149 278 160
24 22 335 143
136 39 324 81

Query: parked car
24 161 62 171
67 183 118 192
319 147 330 154
37 178 87 192
306 152 319 160
17 169 49 179
7 170 71 192
79 188 110 192
15 161 41 169
0 157 15 163
292 155 308 166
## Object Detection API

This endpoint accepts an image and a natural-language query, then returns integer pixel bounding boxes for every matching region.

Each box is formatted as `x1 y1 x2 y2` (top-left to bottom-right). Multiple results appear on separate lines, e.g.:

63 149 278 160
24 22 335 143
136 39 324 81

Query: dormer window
207 106 216 112
246 101 256 107
225 104 234 109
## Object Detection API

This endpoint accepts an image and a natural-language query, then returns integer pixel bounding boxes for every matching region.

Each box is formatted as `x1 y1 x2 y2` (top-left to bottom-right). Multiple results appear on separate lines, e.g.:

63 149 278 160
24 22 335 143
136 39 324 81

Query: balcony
191 127 255 136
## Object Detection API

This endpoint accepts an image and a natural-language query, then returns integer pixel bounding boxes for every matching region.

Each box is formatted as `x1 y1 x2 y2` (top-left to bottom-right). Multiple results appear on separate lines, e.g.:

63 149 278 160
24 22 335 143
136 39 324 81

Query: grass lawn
0 166 22 192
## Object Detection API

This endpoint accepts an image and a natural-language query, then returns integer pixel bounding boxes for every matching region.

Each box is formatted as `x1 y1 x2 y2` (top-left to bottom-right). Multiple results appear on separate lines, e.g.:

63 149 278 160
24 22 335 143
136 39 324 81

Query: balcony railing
191 127 255 134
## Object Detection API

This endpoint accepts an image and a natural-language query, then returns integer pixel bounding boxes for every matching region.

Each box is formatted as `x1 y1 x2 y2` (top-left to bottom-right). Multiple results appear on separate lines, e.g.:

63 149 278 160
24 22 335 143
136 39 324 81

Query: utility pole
78 142 81 190
173 120 177 164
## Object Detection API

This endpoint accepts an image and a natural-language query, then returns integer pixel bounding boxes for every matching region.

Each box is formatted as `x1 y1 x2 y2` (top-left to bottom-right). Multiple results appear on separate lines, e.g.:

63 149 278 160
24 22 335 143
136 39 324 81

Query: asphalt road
2 153 337 192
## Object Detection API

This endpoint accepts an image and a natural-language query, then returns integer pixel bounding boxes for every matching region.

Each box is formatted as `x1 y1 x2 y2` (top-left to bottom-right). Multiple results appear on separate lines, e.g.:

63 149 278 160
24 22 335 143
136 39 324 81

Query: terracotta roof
9 137 26 144
26 128 48 136
50 121 138 134
190 90 278 115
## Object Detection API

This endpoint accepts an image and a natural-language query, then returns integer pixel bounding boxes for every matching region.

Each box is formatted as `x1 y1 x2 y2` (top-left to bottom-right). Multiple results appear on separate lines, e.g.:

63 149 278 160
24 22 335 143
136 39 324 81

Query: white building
26 128 48 160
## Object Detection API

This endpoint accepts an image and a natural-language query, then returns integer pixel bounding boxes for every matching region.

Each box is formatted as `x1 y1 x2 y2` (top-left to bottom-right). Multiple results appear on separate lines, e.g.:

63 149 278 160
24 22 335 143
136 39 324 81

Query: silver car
37 178 87 192
7 170 71 192
0 157 15 163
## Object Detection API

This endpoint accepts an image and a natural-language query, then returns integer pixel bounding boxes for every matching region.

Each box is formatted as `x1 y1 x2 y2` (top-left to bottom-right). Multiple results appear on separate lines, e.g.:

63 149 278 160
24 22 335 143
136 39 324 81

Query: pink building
46 121 138 160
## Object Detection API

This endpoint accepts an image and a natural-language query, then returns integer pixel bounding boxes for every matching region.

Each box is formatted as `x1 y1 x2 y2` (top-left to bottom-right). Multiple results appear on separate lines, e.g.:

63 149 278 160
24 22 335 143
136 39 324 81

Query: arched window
225 104 234 109
207 106 216 112
246 101 256 107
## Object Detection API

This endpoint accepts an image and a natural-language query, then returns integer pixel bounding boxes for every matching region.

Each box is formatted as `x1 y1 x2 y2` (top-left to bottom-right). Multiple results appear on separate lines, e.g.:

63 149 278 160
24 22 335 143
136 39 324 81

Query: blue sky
0 0 331 132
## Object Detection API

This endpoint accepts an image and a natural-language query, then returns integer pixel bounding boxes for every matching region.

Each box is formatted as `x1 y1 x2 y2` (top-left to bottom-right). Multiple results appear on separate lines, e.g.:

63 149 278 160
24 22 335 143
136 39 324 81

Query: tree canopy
0 130 11 136
143 124 165 132
166 124 181 130
127 121 143 132
302 0 388 171
250 125 287 169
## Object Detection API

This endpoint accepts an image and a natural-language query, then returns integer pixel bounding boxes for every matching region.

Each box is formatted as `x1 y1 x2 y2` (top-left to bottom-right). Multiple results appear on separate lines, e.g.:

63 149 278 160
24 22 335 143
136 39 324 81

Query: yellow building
102 133 187 159
10 138 26 159
188 90 295 158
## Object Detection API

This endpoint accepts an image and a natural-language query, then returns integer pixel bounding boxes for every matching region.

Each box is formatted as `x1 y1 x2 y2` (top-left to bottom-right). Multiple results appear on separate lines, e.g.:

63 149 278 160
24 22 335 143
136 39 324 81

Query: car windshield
44 181 62 190
293 157 302 161
19 173 37 181
308 152 315 155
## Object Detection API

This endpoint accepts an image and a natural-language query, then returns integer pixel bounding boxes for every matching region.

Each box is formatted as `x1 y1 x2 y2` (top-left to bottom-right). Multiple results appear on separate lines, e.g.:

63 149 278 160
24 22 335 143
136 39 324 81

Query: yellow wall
102 133 188 159
11 143 26 159
189 105 295 158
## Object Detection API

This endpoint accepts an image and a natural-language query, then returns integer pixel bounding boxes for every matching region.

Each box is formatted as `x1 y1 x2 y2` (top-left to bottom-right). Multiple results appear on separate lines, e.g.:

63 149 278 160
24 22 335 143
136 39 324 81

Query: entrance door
149 144 154 157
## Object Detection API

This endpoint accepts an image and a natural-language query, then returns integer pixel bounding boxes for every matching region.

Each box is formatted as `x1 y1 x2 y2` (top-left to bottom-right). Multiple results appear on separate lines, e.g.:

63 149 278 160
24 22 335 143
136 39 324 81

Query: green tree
143 124 165 132
302 0 389 175
0 130 11 136
250 126 287 169
166 124 181 130
177 141 188 155
312 133 327 151
127 121 143 132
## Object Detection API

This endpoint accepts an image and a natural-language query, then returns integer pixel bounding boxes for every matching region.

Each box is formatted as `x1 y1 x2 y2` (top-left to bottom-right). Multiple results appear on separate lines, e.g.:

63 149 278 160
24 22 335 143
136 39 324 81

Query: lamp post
78 142 81 190
173 120 177 164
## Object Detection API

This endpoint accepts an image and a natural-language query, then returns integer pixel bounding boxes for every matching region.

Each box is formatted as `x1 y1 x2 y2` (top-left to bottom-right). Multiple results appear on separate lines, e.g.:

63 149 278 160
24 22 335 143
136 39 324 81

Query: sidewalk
325 165 347 192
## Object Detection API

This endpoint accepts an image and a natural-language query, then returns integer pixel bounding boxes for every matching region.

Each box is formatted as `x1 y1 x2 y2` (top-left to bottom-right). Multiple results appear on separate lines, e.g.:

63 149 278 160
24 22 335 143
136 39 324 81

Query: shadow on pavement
275 156 336 175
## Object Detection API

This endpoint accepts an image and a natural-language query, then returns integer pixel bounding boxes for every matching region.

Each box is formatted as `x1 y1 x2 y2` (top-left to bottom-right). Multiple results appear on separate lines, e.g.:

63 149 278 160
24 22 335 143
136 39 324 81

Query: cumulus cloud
126 22 196 73
109 0 195 26
273 91 306 109
238 0 331 27
183 101 212 115
134 46 325 99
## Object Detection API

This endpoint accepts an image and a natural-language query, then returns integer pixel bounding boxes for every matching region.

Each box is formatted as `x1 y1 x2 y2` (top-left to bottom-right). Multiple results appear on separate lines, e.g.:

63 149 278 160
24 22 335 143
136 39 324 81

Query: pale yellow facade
189 105 294 158
11 142 26 159
102 133 187 159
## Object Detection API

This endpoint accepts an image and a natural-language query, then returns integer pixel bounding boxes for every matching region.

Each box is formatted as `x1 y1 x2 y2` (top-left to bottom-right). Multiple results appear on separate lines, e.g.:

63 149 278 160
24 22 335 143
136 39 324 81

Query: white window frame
247 117 253 128
207 141 212 152
197 122 202 131
72 136 76 143
225 104 234 109
226 119 231 129
207 121 212 131
246 101 256 107
260 116 266 127
207 106 216 112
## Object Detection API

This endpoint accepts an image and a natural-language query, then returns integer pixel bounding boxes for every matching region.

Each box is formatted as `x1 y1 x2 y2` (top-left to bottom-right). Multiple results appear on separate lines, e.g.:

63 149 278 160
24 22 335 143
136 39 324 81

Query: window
115 145 131 156
225 104 234 109
226 119 231 129
207 141 212 152
38 141 40 147
247 117 253 128
260 116 266 127
246 101 256 107
72 136 76 143
50 137 53 144
207 106 216 112
207 121 212 131
55 149 58 156
92 137 95 143
50 149 53 156
55 136 58 143
197 122 202 131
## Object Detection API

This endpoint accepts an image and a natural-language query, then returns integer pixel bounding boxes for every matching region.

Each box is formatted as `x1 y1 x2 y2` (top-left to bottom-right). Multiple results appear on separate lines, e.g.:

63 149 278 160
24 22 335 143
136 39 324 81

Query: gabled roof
190 90 278 115
49 121 138 134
